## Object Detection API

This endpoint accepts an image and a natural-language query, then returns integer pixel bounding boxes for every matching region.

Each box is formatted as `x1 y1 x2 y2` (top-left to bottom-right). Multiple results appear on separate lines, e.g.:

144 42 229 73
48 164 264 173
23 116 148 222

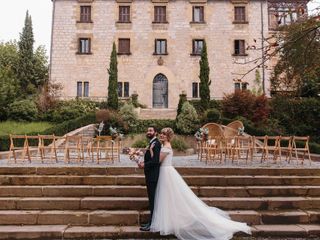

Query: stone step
0 197 319 211
0 166 319 176
0 185 319 197
1 175 320 186
0 224 319 239
0 210 318 226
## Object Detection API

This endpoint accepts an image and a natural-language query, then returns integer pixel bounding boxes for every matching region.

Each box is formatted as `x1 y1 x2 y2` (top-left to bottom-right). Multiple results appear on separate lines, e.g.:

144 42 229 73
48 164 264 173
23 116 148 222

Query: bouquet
128 148 145 164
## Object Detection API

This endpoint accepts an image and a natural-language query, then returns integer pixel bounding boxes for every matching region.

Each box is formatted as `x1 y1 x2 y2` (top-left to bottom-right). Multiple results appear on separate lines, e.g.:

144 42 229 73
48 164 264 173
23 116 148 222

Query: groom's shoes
140 223 149 228
139 223 151 231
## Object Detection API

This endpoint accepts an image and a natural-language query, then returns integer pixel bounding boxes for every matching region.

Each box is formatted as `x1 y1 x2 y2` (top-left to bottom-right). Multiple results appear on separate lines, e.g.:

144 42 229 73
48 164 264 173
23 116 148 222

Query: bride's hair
161 127 174 141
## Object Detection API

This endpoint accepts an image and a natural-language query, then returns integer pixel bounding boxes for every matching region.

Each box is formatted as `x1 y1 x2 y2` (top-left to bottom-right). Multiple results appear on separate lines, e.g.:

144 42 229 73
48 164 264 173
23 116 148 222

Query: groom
138 126 161 231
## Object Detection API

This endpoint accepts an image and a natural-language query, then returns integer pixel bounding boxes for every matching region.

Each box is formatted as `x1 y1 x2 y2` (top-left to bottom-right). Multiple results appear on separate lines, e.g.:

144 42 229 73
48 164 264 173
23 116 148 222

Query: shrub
134 120 177 134
222 90 269 123
119 103 138 131
131 138 148 148
95 109 126 135
270 97 320 143
49 99 97 122
177 92 187 117
171 136 189 152
8 99 38 121
189 100 221 114
205 108 221 123
176 102 199 134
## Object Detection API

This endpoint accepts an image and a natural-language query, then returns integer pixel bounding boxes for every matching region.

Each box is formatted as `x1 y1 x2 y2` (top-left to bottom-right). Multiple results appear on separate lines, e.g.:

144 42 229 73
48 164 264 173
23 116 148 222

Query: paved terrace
0 154 319 168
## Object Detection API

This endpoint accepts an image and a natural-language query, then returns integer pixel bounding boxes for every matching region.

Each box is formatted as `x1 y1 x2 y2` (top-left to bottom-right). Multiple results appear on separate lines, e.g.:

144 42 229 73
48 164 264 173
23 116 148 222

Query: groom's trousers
146 180 158 223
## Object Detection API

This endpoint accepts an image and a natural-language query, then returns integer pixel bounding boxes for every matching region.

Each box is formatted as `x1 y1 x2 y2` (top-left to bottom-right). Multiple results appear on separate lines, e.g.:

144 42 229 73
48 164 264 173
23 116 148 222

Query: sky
0 0 319 57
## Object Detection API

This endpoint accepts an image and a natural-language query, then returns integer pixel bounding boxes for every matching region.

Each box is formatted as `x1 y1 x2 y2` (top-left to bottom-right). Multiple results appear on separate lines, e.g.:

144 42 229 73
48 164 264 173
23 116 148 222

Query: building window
155 39 167 55
234 6 246 22
192 82 199 98
84 81 89 97
234 40 246 55
242 82 248 90
118 82 129 97
80 6 91 23
234 82 248 91
192 39 204 55
192 6 204 22
78 38 91 54
77 82 83 97
77 82 89 97
119 6 130 23
154 6 166 23
118 39 130 54
235 82 241 91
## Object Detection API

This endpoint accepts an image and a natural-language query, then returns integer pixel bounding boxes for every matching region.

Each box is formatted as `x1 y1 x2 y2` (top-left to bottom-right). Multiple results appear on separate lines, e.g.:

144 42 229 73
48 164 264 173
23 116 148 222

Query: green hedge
133 119 177 133
270 97 320 143
189 99 221 113
0 112 96 151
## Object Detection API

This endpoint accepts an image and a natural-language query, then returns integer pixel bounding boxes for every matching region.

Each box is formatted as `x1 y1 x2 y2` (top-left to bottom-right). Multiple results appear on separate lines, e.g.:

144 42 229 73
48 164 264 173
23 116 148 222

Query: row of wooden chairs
198 135 312 165
7 134 121 164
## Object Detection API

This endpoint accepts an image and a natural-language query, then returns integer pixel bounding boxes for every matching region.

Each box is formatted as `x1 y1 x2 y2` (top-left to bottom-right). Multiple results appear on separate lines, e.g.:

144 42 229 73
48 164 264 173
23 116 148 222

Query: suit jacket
144 138 161 183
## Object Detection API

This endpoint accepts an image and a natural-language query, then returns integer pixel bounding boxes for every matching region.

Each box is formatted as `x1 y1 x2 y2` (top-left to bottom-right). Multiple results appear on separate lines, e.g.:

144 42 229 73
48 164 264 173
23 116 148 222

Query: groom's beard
146 133 156 139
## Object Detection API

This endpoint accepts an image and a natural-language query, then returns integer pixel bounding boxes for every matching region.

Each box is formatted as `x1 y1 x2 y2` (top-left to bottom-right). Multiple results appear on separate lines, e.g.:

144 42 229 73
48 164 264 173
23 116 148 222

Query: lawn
0 121 54 136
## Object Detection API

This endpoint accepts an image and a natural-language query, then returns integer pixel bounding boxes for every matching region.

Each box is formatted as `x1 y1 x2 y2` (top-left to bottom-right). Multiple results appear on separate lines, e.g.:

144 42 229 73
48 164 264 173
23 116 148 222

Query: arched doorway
153 73 168 108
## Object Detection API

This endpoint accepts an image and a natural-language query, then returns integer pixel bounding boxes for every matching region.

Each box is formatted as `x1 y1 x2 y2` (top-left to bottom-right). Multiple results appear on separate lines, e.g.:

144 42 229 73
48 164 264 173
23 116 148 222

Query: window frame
78 38 91 54
233 6 247 24
118 38 131 55
192 39 204 56
192 6 205 23
192 82 199 98
118 82 130 98
79 6 92 23
233 39 246 56
154 39 168 55
118 6 131 23
153 6 167 23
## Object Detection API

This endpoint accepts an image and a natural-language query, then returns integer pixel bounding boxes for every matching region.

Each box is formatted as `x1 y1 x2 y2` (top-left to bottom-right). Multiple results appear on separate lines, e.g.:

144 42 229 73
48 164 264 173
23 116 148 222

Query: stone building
49 0 308 109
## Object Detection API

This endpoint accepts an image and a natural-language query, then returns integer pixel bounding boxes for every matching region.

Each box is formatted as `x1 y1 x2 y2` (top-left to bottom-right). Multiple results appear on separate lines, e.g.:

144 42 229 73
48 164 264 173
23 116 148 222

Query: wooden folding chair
205 137 224 164
25 136 41 162
231 136 253 164
64 135 84 163
264 136 281 163
38 135 59 163
252 136 268 163
278 136 293 163
8 134 29 163
291 136 311 165
81 136 94 163
91 136 114 164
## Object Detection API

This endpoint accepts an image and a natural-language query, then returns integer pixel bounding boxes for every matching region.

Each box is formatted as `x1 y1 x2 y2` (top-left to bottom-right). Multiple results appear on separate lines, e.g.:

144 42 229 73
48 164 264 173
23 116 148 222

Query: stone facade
50 0 271 108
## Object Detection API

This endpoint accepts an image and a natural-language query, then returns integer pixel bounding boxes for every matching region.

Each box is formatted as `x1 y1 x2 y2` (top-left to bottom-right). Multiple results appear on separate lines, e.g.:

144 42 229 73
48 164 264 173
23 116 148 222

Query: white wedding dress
150 147 251 240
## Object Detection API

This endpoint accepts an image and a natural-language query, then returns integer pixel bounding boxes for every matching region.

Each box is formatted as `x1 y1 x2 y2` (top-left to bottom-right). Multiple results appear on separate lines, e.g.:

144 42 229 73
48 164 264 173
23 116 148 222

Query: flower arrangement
238 127 245 136
128 148 145 164
109 126 124 140
194 127 209 141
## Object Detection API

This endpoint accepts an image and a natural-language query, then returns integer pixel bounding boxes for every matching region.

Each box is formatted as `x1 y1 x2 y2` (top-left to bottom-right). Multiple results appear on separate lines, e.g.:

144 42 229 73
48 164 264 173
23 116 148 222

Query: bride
149 127 251 240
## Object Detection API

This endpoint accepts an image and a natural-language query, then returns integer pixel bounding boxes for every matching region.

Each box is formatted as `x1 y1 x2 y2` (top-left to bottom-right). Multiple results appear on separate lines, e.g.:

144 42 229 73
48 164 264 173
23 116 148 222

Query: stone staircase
0 166 319 239
137 108 177 120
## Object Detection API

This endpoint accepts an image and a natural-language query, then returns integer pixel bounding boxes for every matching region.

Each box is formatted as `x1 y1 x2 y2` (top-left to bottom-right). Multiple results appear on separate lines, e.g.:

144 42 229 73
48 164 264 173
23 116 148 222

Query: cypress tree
199 41 211 111
107 42 119 110
18 11 35 94
176 91 187 117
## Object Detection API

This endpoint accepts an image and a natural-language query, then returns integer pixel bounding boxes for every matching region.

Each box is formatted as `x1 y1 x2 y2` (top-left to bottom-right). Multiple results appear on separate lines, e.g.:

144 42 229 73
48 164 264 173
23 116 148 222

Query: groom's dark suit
144 137 161 224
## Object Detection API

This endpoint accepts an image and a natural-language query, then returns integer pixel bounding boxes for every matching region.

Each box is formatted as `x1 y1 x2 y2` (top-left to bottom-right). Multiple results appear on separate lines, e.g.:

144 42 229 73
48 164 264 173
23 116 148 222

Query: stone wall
50 0 270 108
